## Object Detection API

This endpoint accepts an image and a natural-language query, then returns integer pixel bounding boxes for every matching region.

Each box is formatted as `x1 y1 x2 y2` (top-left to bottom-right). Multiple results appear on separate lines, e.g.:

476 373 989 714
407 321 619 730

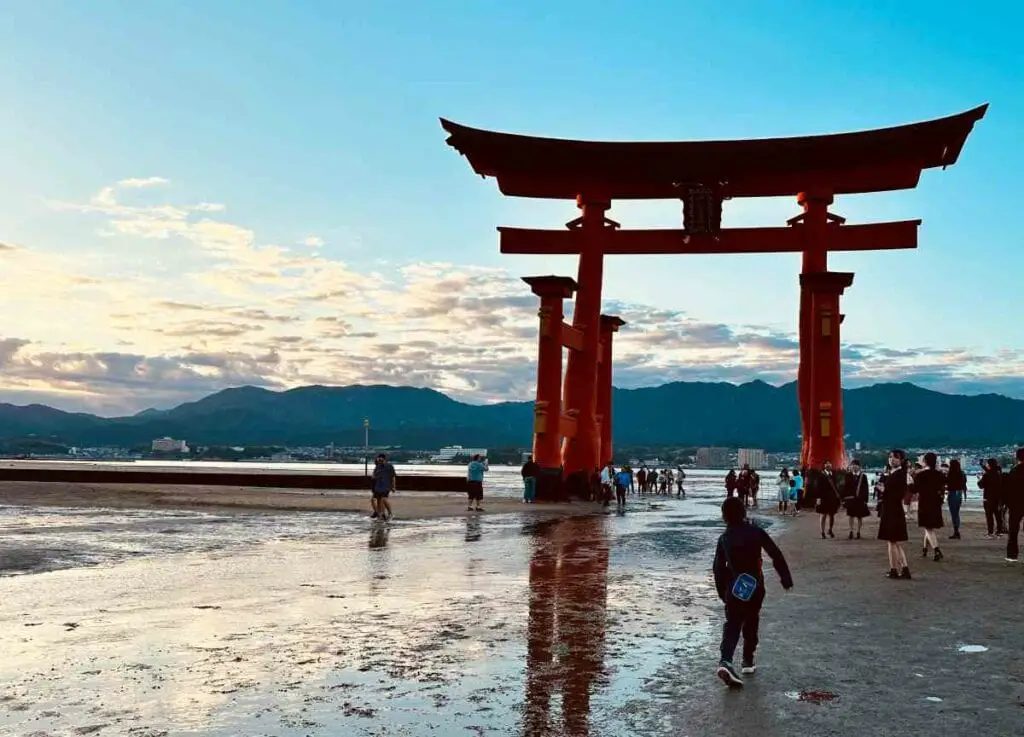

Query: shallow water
0 475 766 736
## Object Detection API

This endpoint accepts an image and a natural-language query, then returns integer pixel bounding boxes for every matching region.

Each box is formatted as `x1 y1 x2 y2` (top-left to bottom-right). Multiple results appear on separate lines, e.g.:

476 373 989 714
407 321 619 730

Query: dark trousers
984 499 1000 535
615 484 626 505
719 594 763 664
1007 509 1023 560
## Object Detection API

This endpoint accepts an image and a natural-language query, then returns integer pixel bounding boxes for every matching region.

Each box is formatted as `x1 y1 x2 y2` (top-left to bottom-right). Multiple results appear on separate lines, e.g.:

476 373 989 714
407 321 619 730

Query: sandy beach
0 477 1020 736
0 480 591 517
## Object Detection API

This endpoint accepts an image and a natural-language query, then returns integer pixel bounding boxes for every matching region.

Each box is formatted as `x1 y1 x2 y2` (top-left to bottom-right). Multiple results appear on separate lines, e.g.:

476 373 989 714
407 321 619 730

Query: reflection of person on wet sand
713 496 793 688
464 515 481 542
369 525 389 549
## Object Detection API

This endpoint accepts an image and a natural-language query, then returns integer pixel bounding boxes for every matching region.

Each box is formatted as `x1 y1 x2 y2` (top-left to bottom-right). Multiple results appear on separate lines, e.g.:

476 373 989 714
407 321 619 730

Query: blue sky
0 1 1021 414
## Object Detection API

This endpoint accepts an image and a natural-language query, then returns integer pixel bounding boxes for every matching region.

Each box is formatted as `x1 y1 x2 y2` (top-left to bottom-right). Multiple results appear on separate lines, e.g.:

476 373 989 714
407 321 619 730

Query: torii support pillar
797 190 830 469
801 271 854 469
561 196 613 480
597 315 625 467
523 275 577 501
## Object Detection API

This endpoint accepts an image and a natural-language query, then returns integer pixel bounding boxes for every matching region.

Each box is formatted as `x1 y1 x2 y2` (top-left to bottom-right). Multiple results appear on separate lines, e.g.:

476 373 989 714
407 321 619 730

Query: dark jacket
713 521 793 602
979 468 1002 502
521 461 540 479
1004 464 1024 512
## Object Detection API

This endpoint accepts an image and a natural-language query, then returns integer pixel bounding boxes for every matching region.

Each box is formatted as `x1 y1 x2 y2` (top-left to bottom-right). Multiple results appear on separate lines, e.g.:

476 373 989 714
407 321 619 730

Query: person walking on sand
844 459 871 539
916 453 946 561
815 461 841 539
637 467 647 496
792 470 804 511
979 458 1003 538
946 459 967 540
725 469 737 499
737 467 751 508
879 450 912 579
370 453 396 521
466 454 487 512
676 467 686 497
600 462 615 508
750 470 761 508
713 496 794 687
521 455 539 504
615 467 630 507
1002 448 1024 562
776 468 791 514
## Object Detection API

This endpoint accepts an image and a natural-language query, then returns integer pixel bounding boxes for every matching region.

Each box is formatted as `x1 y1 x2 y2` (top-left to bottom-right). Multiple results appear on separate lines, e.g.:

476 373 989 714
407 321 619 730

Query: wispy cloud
117 176 170 188
1 178 1020 415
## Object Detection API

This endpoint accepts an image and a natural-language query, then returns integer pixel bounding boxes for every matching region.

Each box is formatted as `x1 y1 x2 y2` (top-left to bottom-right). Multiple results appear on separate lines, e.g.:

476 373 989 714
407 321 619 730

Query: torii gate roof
440 105 987 200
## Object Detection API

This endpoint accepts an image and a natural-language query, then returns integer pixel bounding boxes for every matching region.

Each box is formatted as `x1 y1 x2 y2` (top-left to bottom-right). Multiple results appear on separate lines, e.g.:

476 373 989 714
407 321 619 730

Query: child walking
713 497 794 687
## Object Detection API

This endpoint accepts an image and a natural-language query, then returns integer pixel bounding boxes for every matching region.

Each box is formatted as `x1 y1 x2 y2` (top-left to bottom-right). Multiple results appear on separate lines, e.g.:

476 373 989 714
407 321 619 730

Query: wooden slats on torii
440 106 987 498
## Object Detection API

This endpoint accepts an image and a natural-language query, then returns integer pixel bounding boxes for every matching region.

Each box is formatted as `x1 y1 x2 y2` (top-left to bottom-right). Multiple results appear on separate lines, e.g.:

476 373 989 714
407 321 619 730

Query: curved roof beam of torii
441 104 988 200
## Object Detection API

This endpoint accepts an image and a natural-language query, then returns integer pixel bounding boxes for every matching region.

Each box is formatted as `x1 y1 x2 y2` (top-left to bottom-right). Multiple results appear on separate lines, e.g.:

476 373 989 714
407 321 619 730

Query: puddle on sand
0 478 736 736
785 690 840 704
958 644 989 653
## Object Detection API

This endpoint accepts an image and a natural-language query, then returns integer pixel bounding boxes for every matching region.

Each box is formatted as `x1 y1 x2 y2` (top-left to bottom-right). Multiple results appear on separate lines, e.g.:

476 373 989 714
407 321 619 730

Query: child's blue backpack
720 537 759 602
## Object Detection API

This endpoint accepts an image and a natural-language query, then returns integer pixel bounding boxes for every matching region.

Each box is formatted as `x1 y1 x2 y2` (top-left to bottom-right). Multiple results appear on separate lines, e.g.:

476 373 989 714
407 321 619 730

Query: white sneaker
1005 557 1019 563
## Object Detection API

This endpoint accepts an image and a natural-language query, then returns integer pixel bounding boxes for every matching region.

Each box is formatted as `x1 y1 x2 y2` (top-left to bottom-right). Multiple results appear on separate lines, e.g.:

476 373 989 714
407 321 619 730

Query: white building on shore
738 448 766 469
696 447 730 468
152 437 189 453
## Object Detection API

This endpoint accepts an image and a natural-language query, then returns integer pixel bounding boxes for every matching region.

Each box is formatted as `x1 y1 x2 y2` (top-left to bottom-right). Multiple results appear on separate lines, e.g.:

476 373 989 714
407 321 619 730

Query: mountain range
1 381 1023 450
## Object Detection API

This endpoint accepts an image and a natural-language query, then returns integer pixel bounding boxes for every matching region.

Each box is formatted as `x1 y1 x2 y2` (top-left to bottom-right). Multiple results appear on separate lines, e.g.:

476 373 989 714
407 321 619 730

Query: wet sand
640 509 1024 736
1 485 1020 736
0 480 589 517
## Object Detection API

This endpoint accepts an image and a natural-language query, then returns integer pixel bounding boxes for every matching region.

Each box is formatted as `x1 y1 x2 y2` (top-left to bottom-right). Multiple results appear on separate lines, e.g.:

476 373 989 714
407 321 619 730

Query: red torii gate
442 106 986 497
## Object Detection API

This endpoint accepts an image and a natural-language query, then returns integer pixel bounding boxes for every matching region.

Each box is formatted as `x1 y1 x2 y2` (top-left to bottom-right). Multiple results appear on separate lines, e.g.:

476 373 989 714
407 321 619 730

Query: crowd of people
747 449 1024 580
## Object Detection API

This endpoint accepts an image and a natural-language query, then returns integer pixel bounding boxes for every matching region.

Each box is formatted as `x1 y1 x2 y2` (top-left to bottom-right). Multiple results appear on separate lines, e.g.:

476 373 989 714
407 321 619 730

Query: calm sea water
0 459 984 502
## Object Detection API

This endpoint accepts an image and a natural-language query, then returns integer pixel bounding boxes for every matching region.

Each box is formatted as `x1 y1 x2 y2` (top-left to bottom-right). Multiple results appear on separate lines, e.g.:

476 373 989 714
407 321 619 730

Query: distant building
152 437 189 453
696 447 730 468
738 448 766 470
429 446 488 463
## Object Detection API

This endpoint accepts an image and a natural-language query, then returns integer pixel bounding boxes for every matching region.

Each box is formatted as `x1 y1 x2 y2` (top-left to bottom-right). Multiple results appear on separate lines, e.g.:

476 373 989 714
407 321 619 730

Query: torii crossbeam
441 105 987 499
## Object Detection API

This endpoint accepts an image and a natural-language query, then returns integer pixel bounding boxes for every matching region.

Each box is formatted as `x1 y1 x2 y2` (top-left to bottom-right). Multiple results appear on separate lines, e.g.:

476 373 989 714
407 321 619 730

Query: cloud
117 176 170 188
0 178 1019 415
302 236 325 247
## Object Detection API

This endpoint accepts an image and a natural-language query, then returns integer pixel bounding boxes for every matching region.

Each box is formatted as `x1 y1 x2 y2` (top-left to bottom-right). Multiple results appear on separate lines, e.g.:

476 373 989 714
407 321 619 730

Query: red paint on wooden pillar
801 271 854 469
797 191 831 468
597 315 625 466
561 196 610 476
523 276 577 471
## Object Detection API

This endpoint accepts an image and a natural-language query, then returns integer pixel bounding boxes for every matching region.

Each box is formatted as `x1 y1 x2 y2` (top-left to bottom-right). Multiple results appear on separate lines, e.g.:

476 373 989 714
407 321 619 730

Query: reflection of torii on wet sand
524 516 609 736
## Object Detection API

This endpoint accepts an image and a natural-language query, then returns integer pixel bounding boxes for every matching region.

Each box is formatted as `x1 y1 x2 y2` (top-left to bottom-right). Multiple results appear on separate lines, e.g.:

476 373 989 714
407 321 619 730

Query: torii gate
442 105 986 499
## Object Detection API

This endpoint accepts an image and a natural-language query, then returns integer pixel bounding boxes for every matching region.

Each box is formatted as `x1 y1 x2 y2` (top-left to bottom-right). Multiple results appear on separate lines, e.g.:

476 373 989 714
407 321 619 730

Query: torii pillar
524 275 578 501
802 271 854 469
561 196 615 479
597 315 626 467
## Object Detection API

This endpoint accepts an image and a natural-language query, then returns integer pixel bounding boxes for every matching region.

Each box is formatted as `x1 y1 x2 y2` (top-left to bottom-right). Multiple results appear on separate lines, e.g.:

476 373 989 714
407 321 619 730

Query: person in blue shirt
713 496 793 687
466 454 487 512
615 468 630 506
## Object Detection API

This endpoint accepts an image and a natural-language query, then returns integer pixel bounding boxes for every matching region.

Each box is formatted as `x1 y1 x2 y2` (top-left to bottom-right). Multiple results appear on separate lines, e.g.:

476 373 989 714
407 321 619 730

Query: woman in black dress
844 459 871 539
916 452 946 561
878 450 912 579
815 461 842 539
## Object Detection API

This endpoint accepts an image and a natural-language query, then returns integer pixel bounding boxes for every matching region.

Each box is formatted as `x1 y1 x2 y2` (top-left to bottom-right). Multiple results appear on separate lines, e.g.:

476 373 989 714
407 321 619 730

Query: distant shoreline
0 480 603 519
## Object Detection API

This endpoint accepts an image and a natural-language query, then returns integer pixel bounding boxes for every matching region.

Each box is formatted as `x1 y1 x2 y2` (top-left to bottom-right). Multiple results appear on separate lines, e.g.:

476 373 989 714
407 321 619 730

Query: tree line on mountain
0 380 1023 450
